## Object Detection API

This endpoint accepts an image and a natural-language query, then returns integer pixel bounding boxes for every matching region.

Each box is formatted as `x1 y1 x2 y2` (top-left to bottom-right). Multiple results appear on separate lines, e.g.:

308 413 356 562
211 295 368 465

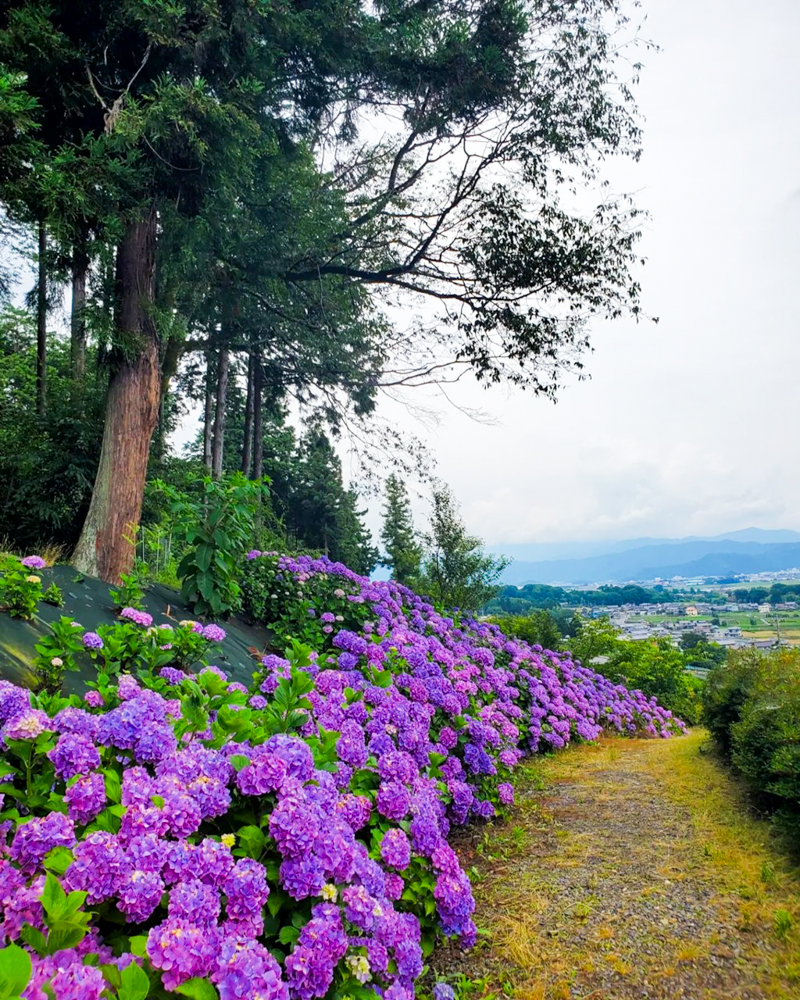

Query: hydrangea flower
65 772 106 825
120 607 154 628
21 555 47 569
48 732 101 779
202 623 226 643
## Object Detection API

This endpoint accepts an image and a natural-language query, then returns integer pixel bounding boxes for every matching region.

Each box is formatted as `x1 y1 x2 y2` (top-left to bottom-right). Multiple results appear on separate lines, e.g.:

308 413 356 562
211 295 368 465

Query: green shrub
705 648 800 835
153 472 269 617
702 649 763 755
564 618 705 725
488 611 563 651
604 637 705 726
0 553 45 619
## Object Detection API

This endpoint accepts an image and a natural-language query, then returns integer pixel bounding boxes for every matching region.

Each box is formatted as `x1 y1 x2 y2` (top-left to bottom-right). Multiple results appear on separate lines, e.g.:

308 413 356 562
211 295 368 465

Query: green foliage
0 553 43 619
283 429 377 576
32 616 84 694
0 0 651 579
0 941 31 1000
381 474 422 587
0 308 105 550
704 648 800 836
734 583 800 605
774 909 794 941
41 582 63 607
155 472 268 617
489 610 566 651
680 632 727 668
486 581 705 616
565 617 704 724
564 617 621 664
418 484 508 613
241 553 373 649
702 649 763 754
605 637 704 725
109 567 146 611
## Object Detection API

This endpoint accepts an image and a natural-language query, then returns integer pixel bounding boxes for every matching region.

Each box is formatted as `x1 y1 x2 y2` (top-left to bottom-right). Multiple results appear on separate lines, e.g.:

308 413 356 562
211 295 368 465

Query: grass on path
433 731 800 1000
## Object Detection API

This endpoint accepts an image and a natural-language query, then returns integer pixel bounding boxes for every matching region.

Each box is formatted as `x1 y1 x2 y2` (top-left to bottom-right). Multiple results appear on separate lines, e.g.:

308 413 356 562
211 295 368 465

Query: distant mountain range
494 529 800 586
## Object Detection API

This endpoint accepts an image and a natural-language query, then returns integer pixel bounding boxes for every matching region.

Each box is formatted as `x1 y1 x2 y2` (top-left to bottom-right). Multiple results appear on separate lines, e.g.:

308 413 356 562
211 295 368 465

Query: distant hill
496 530 800 585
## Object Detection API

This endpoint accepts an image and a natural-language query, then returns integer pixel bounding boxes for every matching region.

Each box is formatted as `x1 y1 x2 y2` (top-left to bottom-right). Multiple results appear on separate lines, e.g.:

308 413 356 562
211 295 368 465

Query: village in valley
576 577 800 651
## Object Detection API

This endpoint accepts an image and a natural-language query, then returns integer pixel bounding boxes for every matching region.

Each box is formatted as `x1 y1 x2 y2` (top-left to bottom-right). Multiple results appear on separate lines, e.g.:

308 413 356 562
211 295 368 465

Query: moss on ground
432 731 800 1000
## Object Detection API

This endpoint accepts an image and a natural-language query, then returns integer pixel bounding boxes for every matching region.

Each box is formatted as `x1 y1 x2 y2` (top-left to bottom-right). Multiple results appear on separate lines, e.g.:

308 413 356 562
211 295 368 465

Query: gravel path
433 736 800 1000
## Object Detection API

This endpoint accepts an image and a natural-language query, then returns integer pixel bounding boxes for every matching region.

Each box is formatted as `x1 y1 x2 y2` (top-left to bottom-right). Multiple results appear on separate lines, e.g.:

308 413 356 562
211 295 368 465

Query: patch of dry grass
433 732 800 1000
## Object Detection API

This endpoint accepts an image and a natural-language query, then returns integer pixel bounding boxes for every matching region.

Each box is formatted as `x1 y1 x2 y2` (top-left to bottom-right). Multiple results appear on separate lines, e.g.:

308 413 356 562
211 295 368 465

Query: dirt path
434 732 800 1000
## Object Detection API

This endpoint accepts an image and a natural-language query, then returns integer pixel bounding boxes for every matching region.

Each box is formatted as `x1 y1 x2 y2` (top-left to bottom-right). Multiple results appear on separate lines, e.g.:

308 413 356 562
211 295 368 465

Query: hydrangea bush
0 554 685 999
0 554 48 620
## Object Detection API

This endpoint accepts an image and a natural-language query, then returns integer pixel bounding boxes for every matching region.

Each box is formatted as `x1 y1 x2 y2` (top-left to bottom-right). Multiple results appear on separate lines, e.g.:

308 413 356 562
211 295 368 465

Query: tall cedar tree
0 1 647 581
381 474 422 586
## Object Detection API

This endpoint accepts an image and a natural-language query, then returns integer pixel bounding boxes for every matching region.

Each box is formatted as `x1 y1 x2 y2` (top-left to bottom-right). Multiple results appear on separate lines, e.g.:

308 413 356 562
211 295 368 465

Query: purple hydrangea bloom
376 781 411 821
279 855 325 900
48 961 108 1000
202 623 227 643
117 674 141 700
237 750 288 797
9 812 75 874
497 782 514 805
65 831 127 903
269 798 320 858
169 878 221 926
64 772 106 825
224 859 270 924
82 631 104 650
147 917 218 990
135 721 177 764
380 828 412 871
120 607 153 628
21 555 47 569
0 681 31 724
213 936 287 1000
3 709 52 741
48 732 101 780
118 868 165 923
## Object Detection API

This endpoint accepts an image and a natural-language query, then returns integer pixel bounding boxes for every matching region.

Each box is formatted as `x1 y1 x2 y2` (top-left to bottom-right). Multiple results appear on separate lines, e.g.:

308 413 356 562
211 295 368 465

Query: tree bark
203 351 214 471
211 341 229 479
70 244 88 380
241 350 254 477
36 221 47 414
73 207 160 583
153 331 183 463
252 351 264 480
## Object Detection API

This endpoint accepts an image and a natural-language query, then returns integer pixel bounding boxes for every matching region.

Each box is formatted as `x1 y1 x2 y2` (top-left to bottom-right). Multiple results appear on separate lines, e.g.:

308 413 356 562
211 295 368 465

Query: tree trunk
73 208 160 583
70 245 88 380
154 332 183 463
36 221 47 414
252 351 264 480
211 342 229 479
241 350 254 477
203 351 214 471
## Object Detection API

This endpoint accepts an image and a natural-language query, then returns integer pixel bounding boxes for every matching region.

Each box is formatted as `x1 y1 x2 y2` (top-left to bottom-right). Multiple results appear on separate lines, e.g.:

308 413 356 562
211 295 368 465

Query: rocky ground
433 732 800 1000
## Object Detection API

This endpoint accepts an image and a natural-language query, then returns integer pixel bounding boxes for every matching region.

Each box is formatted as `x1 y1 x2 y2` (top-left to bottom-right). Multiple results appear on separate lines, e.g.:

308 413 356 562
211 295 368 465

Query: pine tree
381 474 422 586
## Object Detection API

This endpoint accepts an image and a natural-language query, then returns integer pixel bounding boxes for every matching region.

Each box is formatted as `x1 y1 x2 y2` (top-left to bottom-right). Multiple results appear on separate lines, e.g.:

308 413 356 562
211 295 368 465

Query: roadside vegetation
432 732 800 1000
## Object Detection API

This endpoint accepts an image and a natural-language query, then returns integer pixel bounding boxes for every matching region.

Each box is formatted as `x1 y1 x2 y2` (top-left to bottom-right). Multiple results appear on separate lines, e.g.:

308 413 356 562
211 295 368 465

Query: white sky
359 0 800 549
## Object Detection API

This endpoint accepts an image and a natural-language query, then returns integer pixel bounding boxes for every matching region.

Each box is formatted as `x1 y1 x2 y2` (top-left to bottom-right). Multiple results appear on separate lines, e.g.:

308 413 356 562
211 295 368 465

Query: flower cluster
0 552 684 1000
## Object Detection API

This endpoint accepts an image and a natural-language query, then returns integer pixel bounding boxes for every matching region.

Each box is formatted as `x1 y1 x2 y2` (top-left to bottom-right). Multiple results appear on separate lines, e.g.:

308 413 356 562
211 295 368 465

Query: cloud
360 0 800 550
